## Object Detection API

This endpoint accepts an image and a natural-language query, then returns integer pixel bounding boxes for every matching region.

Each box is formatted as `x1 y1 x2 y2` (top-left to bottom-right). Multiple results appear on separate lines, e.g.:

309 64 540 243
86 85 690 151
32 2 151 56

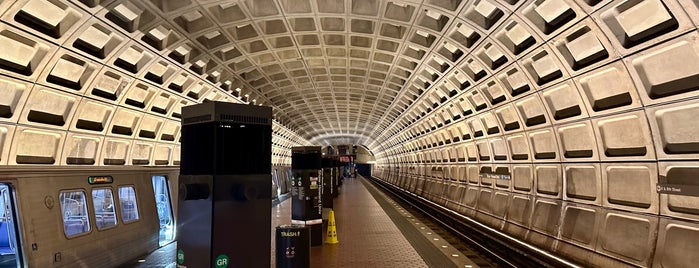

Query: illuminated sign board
88 176 114 185
339 156 351 162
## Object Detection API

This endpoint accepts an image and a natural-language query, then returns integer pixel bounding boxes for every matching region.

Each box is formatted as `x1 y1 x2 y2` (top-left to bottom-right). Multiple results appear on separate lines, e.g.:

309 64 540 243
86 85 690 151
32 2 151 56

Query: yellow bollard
325 210 339 244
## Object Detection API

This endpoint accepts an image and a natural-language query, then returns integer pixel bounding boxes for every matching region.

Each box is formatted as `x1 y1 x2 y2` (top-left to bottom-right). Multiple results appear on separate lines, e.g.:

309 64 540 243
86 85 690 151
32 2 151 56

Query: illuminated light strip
306 219 323 225
291 219 323 225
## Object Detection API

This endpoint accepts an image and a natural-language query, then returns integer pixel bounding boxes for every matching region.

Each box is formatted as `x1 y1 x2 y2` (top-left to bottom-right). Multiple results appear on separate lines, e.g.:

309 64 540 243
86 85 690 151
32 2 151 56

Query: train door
0 184 20 268
151 176 175 246
286 170 293 193
279 170 288 194
273 169 281 197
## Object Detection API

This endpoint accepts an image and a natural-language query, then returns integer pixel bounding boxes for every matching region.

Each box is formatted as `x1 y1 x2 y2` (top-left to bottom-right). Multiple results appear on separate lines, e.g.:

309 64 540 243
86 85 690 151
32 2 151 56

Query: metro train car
0 166 291 268
272 167 292 198
0 167 179 268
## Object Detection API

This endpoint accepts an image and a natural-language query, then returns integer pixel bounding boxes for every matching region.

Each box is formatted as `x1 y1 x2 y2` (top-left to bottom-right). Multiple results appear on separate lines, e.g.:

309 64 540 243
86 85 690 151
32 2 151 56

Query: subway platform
120 176 482 267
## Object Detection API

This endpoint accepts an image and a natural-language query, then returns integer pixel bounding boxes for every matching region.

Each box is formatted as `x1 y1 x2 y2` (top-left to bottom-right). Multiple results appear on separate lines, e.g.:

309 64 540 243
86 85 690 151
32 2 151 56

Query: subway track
410 201 499 267
367 176 580 268
415 214 498 268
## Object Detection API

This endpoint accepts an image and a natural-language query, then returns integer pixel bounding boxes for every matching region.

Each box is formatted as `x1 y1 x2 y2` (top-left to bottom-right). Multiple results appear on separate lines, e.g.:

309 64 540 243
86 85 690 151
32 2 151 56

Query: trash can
276 225 310 268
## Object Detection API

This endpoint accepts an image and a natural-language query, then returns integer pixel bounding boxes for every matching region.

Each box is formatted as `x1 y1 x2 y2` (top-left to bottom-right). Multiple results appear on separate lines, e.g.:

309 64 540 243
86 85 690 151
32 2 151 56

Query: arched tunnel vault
0 0 699 267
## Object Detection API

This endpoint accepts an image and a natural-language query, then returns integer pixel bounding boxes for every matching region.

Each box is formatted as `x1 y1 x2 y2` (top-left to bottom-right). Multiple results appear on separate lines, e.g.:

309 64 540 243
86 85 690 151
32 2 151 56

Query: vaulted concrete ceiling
1 0 698 159
81 0 481 148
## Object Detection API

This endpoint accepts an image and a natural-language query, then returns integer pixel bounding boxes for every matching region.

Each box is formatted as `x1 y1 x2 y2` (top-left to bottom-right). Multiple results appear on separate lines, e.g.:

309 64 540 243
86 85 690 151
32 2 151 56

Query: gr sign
215 254 229 268
177 249 184 264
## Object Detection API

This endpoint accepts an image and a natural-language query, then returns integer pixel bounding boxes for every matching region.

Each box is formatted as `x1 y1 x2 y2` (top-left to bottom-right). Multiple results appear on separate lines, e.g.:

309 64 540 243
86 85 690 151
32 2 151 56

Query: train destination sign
88 176 114 185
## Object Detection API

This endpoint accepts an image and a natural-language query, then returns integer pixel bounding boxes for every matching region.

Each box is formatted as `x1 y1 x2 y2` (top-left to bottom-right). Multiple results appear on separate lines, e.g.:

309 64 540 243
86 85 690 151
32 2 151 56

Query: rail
367 176 581 268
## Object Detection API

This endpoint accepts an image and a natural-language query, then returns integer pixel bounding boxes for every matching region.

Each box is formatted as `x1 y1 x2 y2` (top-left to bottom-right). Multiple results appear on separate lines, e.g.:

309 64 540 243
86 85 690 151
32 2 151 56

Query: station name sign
479 172 511 180
656 183 699 197
88 176 114 185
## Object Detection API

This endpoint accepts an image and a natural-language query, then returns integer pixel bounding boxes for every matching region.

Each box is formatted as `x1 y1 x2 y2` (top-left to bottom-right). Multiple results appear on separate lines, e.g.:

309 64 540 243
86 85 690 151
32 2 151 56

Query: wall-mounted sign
479 172 511 180
656 183 699 197
88 176 114 184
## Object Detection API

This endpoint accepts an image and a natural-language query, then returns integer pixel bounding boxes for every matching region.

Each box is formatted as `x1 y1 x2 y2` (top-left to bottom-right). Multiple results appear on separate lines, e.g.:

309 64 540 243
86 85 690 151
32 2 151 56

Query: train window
0 184 20 266
91 188 117 230
118 186 140 223
59 191 91 237
151 176 174 246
